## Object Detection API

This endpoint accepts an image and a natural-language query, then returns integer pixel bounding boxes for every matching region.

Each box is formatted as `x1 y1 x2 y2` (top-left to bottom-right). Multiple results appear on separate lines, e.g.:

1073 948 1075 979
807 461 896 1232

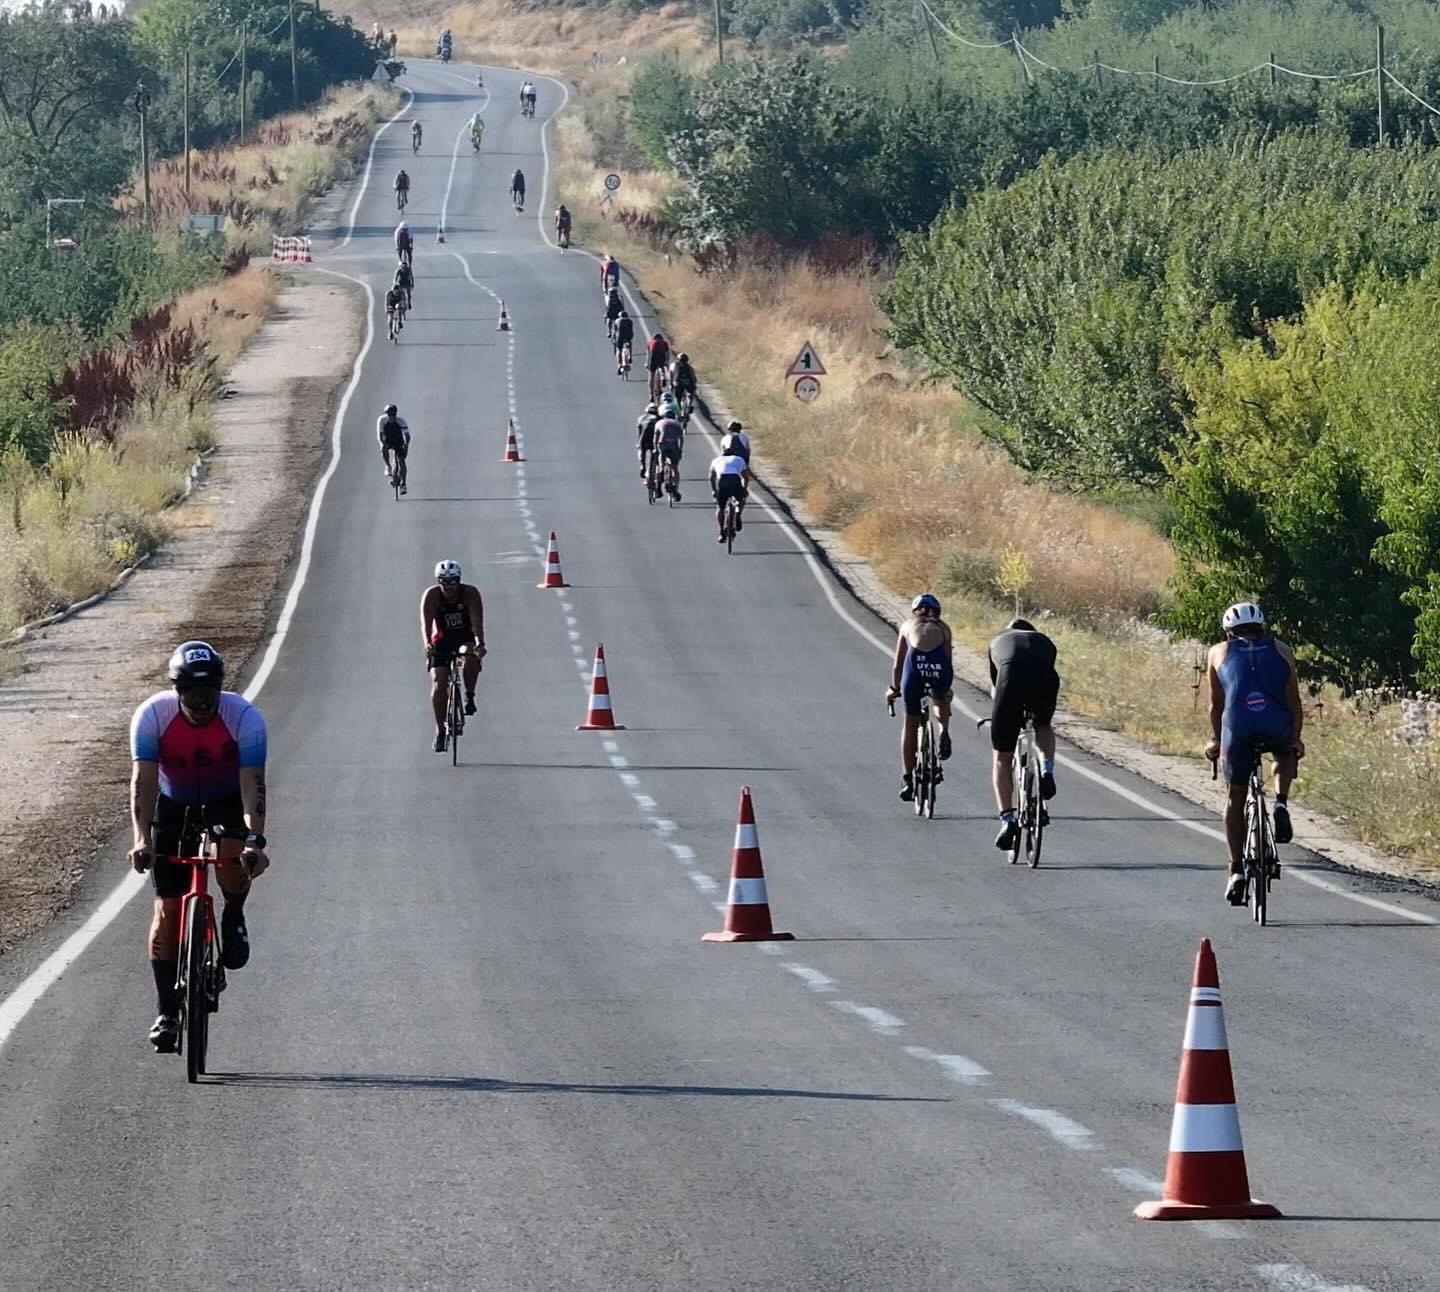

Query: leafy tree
0 323 82 463
0 10 143 214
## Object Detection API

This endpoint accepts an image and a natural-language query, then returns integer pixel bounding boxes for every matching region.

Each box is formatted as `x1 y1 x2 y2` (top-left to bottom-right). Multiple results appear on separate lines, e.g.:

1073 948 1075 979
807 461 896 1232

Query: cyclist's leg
395 448 408 490
935 685 953 760
988 674 1025 815
1218 729 1254 873
462 643 482 711
430 655 451 730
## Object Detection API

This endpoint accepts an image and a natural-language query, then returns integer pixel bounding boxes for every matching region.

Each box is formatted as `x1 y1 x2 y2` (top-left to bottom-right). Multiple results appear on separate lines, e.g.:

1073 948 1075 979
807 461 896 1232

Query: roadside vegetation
394 0 1440 865
0 3 392 645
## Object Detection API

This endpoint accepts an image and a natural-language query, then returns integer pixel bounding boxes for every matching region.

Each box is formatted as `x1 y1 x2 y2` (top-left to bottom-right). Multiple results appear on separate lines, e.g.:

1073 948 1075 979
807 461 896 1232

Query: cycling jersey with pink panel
129 692 268 804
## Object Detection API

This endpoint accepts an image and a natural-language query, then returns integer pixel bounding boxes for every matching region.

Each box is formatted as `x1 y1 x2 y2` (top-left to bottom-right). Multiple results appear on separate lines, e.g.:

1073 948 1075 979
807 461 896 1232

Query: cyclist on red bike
600 253 621 294
646 332 672 399
128 642 270 1053
421 560 487 754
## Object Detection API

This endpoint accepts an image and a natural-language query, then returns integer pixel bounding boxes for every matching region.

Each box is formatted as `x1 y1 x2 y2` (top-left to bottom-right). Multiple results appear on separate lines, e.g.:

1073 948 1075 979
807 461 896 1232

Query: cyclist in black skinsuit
510 168 526 210
987 618 1060 851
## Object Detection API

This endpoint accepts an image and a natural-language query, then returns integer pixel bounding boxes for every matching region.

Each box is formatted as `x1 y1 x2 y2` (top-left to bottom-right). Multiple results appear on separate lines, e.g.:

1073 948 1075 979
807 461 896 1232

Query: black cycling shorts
149 792 248 899
647 351 670 372
430 635 473 670
714 474 746 504
989 665 1059 753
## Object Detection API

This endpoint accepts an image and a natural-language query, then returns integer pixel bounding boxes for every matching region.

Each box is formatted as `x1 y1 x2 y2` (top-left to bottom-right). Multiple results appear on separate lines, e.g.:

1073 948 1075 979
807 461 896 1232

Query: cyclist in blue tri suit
1204 601 1304 905
886 593 954 802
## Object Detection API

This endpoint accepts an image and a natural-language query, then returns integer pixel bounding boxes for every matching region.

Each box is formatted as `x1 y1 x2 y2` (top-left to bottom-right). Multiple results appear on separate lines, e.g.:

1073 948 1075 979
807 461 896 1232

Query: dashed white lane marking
781 964 837 993
990 1098 1100 1152
1257 1266 1375 1292
633 794 657 812
830 1002 905 1035
690 873 720 895
618 772 639 789
667 844 695 864
904 1046 991 1087
1106 1167 1164 1195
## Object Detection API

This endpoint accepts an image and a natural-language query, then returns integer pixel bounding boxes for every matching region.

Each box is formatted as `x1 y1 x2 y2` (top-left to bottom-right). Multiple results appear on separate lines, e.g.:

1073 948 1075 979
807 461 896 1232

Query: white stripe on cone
728 877 769 906
734 822 759 849
1168 1102 1245 1153
588 694 612 711
1182 1004 1230 1051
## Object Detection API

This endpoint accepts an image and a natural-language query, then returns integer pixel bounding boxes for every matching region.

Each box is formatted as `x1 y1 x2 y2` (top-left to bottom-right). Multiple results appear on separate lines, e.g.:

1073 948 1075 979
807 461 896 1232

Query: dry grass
172 266 281 367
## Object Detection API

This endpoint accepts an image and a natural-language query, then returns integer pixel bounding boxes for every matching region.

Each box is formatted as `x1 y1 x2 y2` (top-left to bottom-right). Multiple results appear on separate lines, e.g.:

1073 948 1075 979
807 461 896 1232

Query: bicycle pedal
1040 809 1050 827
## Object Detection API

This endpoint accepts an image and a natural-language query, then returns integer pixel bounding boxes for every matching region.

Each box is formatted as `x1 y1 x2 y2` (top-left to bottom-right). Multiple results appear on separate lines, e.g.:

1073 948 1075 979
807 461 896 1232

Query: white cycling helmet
1221 601 1264 631
435 559 462 584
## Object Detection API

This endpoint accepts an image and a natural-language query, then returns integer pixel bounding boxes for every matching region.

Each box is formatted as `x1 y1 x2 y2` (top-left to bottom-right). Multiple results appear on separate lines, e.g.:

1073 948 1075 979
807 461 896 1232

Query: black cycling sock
152 959 179 1016
1275 795 1288 806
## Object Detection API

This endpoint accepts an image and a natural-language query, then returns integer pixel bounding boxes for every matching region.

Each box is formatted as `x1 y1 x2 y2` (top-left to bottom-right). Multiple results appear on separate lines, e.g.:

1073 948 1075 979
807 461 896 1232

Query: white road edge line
340 90 413 248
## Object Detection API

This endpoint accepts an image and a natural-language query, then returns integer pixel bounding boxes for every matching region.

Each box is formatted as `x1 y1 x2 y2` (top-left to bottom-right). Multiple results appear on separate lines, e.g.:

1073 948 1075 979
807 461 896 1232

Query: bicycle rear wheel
1024 752 1044 867
923 717 938 819
1250 794 1268 925
1009 752 1025 864
725 499 737 553
183 898 209 1083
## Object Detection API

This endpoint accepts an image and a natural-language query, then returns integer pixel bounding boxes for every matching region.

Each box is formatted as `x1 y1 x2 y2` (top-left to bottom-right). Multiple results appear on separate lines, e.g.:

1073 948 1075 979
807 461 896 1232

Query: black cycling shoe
432 731 446 754
939 731 952 761
221 906 250 970
898 776 915 803
1225 872 1247 906
735 514 742 532
149 1014 180 1053
464 694 477 716
994 818 1020 851
1041 771 1057 800
1273 802 1293 844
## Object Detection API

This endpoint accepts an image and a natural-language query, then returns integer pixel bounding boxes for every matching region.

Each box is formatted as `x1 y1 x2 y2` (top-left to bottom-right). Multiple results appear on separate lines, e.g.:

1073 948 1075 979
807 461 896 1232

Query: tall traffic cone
577 644 625 731
704 788 794 943
500 418 523 462
537 531 569 589
496 300 511 332
1135 939 1281 1220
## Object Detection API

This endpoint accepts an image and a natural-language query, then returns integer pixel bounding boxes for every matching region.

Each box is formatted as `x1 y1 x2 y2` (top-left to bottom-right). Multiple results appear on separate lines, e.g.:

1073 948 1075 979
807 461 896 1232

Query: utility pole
714 0 723 65
133 81 152 221
1013 29 1032 87
1269 51 1276 87
1093 49 1102 88
239 23 247 142
917 0 941 65
1377 24 1388 146
183 44 192 202
289 0 298 109
1153 53 1159 88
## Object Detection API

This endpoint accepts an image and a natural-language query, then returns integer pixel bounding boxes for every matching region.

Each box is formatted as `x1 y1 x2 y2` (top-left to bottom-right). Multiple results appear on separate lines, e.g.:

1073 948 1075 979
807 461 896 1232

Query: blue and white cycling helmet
1221 601 1264 632
911 593 941 615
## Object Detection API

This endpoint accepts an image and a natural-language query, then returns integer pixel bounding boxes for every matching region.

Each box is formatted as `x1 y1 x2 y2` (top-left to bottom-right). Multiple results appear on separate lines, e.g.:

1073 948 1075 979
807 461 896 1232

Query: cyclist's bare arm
889 633 908 693
1276 639 1304 746
419 587 441 652
239 765 267 839
1205 643 1226 746
462 585 487 656
129 759 160 863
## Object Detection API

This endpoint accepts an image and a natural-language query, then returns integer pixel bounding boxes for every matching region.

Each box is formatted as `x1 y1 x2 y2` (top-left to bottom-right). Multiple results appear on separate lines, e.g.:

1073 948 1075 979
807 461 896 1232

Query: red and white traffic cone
537 531 569 589
1135 938 1281 1220
703 788 794 943
500 418 523 462
496 300 511 332
577 644 625 731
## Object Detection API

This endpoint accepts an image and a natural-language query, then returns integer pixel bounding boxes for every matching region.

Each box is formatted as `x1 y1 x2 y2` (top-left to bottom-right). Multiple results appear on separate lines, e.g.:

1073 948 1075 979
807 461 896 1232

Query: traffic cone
497 300 511 332
577 644 625 731
500 418 523 462
703 788 794 943
1135 939 1281 1221
536 531 569 589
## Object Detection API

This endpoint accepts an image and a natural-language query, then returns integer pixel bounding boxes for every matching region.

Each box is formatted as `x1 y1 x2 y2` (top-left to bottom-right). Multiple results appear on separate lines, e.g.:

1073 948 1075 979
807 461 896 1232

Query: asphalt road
2 60 1439 1292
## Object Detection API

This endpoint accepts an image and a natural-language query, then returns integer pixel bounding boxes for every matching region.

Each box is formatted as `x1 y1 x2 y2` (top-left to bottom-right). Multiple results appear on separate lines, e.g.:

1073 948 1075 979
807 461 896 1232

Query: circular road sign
794 375 821 403
604 173 622 192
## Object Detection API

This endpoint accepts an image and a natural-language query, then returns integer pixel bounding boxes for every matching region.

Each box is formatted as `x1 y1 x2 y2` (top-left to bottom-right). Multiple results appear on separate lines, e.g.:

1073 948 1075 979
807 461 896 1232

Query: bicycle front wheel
183 899 209 1083
450 683 462 766
1025 754 1044 867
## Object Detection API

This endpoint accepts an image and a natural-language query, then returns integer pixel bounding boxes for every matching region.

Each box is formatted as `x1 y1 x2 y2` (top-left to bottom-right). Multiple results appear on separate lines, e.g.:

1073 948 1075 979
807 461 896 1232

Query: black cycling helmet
726 420 743 433
1007 618 1036 632
384 403 398 416
168 640 224 687
911 593 941 615
679 352 690 363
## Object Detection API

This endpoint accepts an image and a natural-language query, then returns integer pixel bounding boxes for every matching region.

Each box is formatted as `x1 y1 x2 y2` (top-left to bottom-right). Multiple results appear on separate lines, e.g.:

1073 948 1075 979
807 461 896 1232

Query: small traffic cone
496 300 511 332
577 644 625 731
537 531 569 589
500 418 523 462
436 222 446 244
1135 939 1281 1221
704 788 794 943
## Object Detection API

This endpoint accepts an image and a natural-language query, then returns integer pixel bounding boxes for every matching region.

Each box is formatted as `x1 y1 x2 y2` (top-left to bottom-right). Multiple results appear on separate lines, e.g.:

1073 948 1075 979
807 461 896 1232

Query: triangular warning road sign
786 340 827 378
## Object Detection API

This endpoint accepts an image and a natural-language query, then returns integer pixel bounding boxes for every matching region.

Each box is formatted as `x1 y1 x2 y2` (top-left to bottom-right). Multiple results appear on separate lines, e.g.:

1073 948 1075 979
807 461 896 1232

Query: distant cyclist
128 642 269 1053
469 112 484 150
393 258 414 310
377 403 410 493
393 167 410 210
647 331 672 401
886 595 954 803
636 401 660 478
520 80 537 115
987 618 1059 850
613 309 635 375
410 120 422 151
670 352 697 412
600 253 621 295
709 450 749 542
603 286 624 337
1204 601 1303 906
384 283 405 339
394 219 413 267
510 168 526 210
554 204 572 247
653 407 684 500
720 419 750 464
421 560 486 753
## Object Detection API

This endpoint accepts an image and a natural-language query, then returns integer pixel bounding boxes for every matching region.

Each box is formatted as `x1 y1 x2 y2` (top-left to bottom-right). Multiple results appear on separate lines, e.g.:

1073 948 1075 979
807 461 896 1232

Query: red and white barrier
270 235 313 264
